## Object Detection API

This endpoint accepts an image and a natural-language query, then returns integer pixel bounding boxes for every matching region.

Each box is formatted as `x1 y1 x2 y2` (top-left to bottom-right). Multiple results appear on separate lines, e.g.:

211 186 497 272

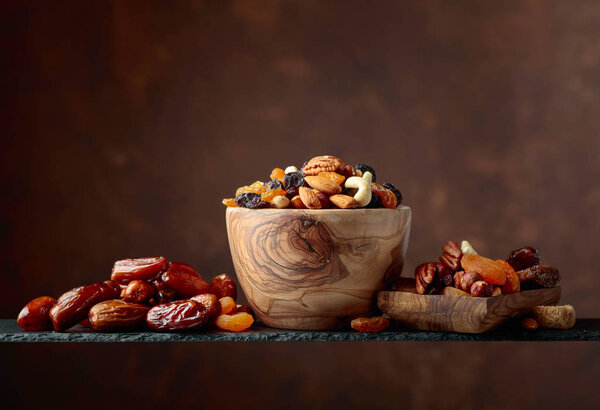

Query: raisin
221 198 237 207
269 168 286 182
215 312 254 332
219 296 237 315
285 187 300 199
283 171 306 190
237 305 254 318
235 183 267 197
317 171 345 185
366 193 382 208
382 182 402 205
261 188 286 203
354 164 377 182
265 179 284 190
370 183 397 209
351 316 389 333
235 192 269 209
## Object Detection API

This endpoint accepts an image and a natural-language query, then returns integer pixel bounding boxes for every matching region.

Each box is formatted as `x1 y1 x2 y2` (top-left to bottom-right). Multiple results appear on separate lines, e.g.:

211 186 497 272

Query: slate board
1 319 599 342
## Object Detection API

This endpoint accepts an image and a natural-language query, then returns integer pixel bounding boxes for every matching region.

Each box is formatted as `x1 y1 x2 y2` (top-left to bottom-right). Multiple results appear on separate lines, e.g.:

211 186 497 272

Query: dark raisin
265 179 283 190
366 193 382 208
434 263 451 277
354 164 376 182
382 182 402 205
285 187 299 199
283 171 306 190
442 273 454 287
235 192 268 209
506 246 540 271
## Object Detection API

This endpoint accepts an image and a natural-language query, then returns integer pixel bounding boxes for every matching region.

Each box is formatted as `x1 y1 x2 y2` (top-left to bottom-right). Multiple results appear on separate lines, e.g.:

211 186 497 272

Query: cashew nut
362 171 373 183
461 240 478 255
284 165 298 174
344 176 372 207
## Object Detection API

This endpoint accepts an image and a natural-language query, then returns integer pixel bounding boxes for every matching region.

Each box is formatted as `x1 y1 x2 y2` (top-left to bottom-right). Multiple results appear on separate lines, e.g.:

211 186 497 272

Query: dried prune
265 179 284 190
235 192 269 209
382 182 402 205
354 164 377 182
283 171 306 190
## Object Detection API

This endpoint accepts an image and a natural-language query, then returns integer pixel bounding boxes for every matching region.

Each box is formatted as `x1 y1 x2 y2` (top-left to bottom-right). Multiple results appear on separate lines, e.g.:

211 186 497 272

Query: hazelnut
461 272 483 293
470 280 494 297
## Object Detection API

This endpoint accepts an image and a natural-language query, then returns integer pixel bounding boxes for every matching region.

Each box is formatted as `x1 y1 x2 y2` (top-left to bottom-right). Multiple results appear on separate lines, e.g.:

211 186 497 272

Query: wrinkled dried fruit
270 168 286 182
151 278 176 304
147 300 209 332
89 300 150 331
49 282 121 331
366 193 382 208
111 256 168 285
190 294 222 321
351 316 389 333
261 188 286 203
507 246 541 271
353 164 377 182
211 274 237 300
17 296 57 331
168 262 199 276
162 270 211 298
460 254 507 286
521 317 539 330
285 187 300 199
370 183 397 209
236 305 254 318
235 192 269 209
283 171 306 189
496 260 520 294
317 171 345 185
215 312 254 332
265 179 284 190
382 182 402 204
219 296 237 315
121 280 156 304
221 198 238 207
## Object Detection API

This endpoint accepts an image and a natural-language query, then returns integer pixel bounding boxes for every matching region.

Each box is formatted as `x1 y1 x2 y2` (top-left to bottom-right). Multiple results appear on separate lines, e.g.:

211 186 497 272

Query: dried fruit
111 256 169 284
49 282 121 331
17 296 57 331
162 270 211 298
221 198 237 207
151 278 176 304
370 183 397 209
190 294 222 321
236 305 254 317
215 312 254 332
285 187 300 199
366 193 382 208
521 317 539 330
351 316 389 333
88 300 150 331
211 274 237 300
317 171 345 185
235 184 266 197
121 280 156 304
460 254 507 286
495 260 520 294
470 280 494 297
235 192 269 209
283 171 306 190
270 167 286 182
265 179 284 190
440 240 462 270
168 262 199 276
219 296 237 315
147 300 209 332
517 265 560 289
507 246 541 271
261 188 286 203
353 164 377 182
299 187 322 209
382 182 402 205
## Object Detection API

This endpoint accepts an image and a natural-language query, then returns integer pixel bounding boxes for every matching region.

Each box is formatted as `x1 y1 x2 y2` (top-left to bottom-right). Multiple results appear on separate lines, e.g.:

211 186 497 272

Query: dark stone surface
2 319 599 342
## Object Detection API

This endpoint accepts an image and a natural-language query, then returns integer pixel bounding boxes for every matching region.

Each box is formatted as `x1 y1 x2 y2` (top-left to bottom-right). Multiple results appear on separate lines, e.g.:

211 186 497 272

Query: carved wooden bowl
226 206 412 330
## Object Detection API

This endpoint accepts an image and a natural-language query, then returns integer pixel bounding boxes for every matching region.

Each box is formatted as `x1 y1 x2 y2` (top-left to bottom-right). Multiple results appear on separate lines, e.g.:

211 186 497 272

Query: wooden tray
378 287 561 333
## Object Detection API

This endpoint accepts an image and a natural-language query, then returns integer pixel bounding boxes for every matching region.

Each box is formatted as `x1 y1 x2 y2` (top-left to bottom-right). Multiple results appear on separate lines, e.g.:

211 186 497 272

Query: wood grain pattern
378 287 561 333
226 206 411 330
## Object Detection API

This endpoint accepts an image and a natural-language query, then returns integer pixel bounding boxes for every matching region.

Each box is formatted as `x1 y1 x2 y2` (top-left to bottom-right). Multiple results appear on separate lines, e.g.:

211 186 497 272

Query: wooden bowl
226 206 411 330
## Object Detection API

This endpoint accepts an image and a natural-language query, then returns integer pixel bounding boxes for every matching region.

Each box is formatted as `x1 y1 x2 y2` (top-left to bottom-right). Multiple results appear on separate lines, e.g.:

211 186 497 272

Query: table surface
1 319 599 342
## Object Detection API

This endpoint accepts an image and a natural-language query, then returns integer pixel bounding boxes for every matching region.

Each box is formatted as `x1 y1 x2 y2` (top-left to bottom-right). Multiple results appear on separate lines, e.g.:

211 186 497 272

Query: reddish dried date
146 300 209 332
17 296 57 331
121 280 155 304
190 294 222 321
168 262 199 276
151 278 176 304
236 305 254 318
89 300 150 331
211 274 237 300
49 282 120 331
111 256 169 285
162 270 211 298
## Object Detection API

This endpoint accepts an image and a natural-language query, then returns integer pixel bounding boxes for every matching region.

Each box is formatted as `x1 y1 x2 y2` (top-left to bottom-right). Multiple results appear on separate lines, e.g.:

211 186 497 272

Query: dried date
121 280 155 304
162 270 211 298
146 300 209 332
89 300 150 331
111 256 169 285
17 296 57 331
211 274 237 300
190 294 222 321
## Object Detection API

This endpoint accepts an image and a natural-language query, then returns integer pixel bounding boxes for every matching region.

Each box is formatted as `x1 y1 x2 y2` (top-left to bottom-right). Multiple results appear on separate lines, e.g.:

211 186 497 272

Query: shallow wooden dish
378 287 561 333
226 206 411 330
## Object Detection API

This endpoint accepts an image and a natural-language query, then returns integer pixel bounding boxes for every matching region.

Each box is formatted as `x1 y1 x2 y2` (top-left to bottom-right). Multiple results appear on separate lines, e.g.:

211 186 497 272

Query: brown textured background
1 1 599 409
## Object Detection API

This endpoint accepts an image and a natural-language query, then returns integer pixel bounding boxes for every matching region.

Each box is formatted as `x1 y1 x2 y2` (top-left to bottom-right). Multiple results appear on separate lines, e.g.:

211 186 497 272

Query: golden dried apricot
496 259 520 293
235 183 267 197
317 171 345 185
219 296 237 315
222 198 237 207
270 168 285 182
370 183 397 209
261 188 286 203
461 254 507 286
215 312 254 332
351 316 389 333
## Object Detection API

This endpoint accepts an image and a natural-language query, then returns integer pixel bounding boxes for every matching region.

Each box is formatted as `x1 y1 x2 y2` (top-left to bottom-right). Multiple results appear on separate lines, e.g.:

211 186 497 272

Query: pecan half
440 240 462 270
302 155 354 177
415 263 436 294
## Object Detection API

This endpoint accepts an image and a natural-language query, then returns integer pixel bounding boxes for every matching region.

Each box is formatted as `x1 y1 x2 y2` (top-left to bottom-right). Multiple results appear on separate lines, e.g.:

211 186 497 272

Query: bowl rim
225 204 411 213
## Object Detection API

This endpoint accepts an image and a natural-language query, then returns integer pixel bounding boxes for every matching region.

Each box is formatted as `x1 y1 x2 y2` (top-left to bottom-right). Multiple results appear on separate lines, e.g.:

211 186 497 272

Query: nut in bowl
224 155 410 330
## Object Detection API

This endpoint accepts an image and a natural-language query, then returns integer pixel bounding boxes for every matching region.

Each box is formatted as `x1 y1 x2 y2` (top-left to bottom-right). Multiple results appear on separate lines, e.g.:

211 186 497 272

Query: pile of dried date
222 155 403 210
17 257 254 333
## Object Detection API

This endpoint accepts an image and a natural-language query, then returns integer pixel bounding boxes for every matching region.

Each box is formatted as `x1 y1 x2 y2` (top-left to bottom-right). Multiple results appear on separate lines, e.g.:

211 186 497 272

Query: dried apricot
215 312 254 332
270 168 285 182
496 259 520 293
370 183 397 209
235 182 267 197
261 188 286 203
351 316 389 333
219 296 237 315
317 171 345 185
461 254 507 286
221 198 237 207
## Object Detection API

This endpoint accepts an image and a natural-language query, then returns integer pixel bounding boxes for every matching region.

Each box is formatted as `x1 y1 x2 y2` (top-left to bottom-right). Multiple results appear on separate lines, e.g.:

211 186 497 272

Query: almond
290 195 307 209
299 187 322 209
329 194 358 209
304 176 342 195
